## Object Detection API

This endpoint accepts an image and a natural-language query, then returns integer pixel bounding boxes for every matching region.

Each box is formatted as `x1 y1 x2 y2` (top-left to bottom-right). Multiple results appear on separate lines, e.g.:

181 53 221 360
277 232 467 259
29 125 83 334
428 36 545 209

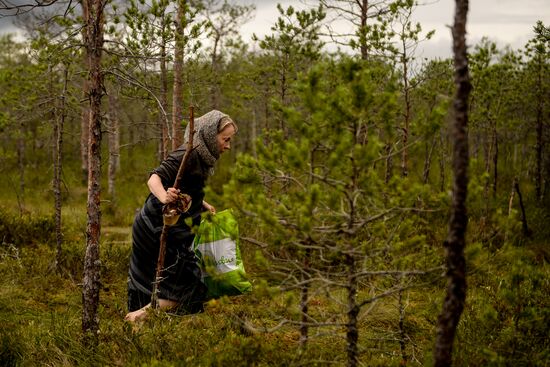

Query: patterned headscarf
184 110 228 168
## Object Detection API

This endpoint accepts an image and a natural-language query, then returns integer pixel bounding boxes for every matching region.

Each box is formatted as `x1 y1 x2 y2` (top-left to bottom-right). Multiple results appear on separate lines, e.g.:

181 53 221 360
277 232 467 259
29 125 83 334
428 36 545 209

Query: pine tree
226 57 443 365
433 0 470 364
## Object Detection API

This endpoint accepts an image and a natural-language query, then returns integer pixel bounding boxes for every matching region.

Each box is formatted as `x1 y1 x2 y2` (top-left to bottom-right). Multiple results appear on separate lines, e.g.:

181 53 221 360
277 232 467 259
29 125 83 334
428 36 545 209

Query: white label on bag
197 238 238 275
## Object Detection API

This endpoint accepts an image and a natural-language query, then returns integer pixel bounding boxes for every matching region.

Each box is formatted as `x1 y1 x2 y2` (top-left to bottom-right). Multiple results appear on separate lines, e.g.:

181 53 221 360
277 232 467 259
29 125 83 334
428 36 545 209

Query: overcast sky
1 0 548 59
239 0 550 59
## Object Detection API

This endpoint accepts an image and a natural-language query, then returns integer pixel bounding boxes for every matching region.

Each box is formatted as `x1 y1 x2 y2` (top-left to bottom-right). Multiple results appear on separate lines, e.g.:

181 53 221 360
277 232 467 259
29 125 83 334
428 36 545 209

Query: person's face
217 124 236 154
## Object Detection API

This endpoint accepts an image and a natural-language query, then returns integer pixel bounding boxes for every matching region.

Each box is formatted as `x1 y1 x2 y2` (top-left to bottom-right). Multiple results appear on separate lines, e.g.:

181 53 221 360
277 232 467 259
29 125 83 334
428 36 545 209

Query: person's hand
164 187 180 204
124 308 148 323
203 201 216 214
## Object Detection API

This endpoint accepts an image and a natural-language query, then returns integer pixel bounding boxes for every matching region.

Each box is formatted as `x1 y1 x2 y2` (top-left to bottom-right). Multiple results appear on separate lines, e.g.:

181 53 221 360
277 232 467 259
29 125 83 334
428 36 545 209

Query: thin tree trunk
504 182 515 243
80 4 90 184
171 0 186 150
346 253 359 367
251 107 257 158
472 130 479 160
159 25 169 161
279 52 288 137
54 64 69 272
17 122 25 197
514 179 531 237
492 126 498 197
535 57 543 202
433 0 470 365
483 126 490 213
385 142 393 184
398 288 408 366
439 131 447 192
211 33 221 109
423 136 436 184
359 0 368 60
80 106 90 183
108 90 120 198
82 0 105 340
401 39 410 177
299 247 310 348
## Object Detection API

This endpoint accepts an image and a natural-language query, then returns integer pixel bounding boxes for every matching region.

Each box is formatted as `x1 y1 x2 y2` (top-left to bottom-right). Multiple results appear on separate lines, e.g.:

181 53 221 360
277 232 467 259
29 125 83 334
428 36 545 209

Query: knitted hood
184 110 228 168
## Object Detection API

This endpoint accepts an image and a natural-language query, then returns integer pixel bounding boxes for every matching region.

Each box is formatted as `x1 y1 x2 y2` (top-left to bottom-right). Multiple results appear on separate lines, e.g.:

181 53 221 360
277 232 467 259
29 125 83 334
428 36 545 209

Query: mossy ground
0 144 548 366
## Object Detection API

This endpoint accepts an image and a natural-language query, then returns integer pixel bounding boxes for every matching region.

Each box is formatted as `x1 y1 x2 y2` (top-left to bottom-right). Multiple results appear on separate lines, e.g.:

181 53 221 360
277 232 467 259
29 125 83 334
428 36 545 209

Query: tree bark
346 253 359 367
401 37 410 177
359 0 368 60
535 55 543 202
492 125 498 197
210 33 221 109
171 0 186 151
423 136 436 184
385 142 393 184
17 121 25 197
54 64 69 272
433 0 470 365
80 3 90 184
514 179 531 237
107 89 120 198
159 22 169 161
299 247 311 348
439 131 447 192
398 288 408 366
82 0 105 340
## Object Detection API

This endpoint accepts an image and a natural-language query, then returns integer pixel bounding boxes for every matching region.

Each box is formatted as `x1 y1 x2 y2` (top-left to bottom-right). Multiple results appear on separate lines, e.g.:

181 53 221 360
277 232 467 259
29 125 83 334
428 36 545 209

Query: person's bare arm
202 200 216 214
148 173 179 204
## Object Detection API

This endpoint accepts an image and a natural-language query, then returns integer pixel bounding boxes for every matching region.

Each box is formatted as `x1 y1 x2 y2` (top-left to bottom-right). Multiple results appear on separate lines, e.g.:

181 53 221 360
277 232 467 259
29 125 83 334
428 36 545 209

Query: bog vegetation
0 0 548 366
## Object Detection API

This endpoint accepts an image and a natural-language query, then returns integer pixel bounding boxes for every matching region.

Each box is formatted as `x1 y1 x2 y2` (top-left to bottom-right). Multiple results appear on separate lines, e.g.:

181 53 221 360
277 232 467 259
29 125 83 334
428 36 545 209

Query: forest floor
1 194 549 366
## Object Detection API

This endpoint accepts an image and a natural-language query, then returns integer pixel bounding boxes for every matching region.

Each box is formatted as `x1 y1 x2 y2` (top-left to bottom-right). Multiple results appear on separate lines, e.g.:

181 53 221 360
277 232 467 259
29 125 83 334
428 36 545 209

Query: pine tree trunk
251 107 258 158
171 0 186 150
54 65 69 272
80 5 90 184
492 126 498 197
17 122 25 197
398 288 408 366
515 180 531 236
359 0 368 60
423 136 436 184
385 142 393 184
433 1 470 365
401 41 410 177
299 248 311 348
535 55 543 202
483 126 490 212
346 253 359 367
80 106 90 184
439 131 447 193
82 0 105 340
108 90 120 198
159 27 169 161
211 34 221 109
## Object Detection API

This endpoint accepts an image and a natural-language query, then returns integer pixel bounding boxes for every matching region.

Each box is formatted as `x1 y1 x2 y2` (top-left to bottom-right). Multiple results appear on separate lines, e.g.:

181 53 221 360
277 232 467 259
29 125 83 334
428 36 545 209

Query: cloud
1 0 547 59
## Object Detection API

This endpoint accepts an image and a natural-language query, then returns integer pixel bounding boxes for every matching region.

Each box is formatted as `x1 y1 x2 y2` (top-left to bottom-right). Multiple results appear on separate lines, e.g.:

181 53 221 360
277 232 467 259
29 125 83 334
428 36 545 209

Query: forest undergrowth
0 172 548 366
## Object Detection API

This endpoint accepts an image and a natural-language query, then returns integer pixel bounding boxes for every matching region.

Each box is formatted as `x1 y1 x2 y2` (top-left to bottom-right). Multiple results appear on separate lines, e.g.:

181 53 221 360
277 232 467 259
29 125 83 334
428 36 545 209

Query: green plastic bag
193 209 252 299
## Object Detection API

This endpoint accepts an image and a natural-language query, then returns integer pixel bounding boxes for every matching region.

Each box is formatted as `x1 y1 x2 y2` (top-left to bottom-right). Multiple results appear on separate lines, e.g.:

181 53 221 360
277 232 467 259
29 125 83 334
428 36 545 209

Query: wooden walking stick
151 106 195 309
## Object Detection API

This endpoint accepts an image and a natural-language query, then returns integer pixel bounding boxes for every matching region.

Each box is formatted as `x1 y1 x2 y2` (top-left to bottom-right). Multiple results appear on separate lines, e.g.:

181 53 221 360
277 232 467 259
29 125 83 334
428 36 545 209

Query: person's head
184 110 237 168
217 116 237 154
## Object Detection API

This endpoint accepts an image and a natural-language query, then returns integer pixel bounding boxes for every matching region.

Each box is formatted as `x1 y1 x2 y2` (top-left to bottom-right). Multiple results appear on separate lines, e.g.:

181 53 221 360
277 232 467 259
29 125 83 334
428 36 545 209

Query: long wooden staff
151 106 195 309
